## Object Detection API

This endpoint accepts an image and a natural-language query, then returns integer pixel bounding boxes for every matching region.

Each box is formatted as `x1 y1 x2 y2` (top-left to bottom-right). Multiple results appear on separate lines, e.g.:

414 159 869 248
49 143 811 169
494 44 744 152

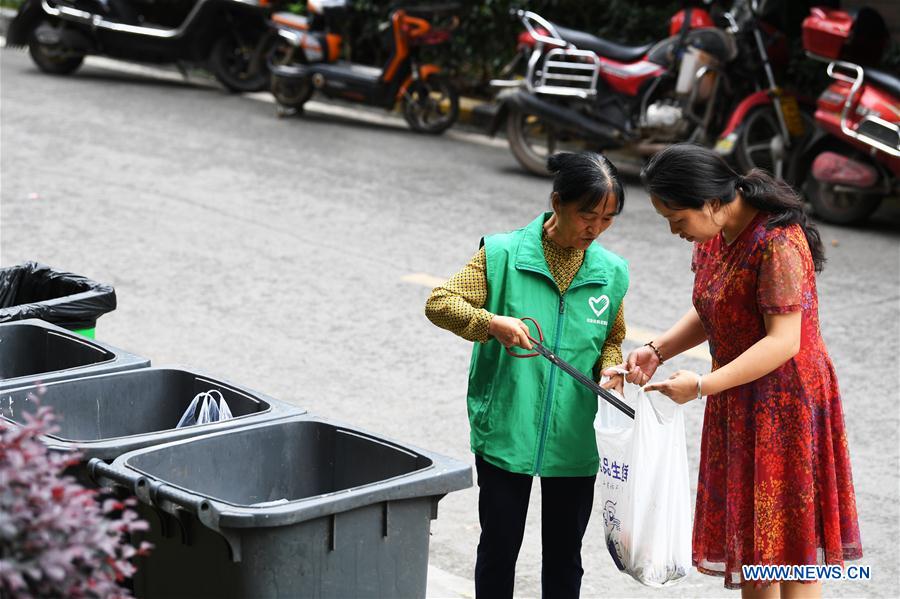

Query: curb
457 95 493 129
426 565 475 598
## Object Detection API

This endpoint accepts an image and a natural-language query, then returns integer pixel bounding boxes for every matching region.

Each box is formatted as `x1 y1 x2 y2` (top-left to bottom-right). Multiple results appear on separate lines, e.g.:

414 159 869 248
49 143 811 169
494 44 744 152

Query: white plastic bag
175 393 201 428
594 370 692 587
197 394 219 424
176 390 234 429
213 390 233 420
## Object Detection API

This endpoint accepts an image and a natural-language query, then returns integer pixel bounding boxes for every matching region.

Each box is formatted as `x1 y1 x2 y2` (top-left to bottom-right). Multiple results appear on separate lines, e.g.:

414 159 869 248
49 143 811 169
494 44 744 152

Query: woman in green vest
425 152 630 598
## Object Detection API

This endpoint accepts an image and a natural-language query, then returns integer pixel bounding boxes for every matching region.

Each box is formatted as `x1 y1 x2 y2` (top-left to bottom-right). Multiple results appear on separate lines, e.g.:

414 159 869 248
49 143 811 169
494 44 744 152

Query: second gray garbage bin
90 415 473 598
0 366 300 485
0 319 149 390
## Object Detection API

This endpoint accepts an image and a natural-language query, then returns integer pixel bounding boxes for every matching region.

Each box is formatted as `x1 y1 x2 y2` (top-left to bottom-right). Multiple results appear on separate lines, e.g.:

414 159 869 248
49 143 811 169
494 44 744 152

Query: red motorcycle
488 0 806 177
799 6 898 224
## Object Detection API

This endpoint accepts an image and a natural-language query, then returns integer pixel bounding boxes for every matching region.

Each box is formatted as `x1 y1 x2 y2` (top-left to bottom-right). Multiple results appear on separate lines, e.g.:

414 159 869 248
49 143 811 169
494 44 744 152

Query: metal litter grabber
505 317 635 419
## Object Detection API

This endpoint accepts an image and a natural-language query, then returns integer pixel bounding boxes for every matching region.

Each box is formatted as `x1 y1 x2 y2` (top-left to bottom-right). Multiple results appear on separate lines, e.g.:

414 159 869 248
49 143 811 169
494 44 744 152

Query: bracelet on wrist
644 341 665 365
697 375 703 400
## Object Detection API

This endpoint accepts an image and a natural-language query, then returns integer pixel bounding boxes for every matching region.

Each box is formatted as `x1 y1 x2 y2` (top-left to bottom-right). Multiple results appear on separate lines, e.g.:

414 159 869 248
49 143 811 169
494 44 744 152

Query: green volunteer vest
467 212 629 477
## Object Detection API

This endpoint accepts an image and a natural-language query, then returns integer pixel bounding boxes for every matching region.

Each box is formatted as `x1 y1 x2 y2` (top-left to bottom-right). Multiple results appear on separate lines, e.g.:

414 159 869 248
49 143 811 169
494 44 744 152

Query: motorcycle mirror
727 13 740 33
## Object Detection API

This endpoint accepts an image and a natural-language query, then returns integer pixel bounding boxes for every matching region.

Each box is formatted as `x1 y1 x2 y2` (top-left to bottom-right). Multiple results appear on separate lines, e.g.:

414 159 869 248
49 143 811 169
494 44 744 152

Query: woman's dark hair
547 151 625 215
640 144 826 272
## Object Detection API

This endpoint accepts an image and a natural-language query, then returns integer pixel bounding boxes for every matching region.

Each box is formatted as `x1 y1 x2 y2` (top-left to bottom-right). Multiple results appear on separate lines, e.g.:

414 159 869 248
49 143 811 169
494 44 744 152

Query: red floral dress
690 211 862 589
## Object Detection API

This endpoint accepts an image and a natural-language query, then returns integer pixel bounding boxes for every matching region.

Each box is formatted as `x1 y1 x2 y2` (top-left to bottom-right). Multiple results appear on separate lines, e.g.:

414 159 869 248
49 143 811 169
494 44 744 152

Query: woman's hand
643 370 700 404
621 345 661 386
488 315 533 350
599 367 624 395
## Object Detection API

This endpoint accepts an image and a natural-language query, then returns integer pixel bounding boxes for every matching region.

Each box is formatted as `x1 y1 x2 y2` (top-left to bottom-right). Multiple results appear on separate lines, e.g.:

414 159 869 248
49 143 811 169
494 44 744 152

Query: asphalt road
2 44 899 598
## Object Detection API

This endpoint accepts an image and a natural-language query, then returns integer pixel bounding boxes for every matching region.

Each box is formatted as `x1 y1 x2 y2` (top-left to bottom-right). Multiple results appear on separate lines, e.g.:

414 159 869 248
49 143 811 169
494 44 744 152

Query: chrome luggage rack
808 52 900 158
488 10 601 100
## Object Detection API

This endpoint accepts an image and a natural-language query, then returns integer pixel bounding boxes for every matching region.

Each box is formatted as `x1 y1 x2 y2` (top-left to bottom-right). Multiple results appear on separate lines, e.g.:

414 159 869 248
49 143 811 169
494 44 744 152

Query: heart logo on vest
589 295 610 317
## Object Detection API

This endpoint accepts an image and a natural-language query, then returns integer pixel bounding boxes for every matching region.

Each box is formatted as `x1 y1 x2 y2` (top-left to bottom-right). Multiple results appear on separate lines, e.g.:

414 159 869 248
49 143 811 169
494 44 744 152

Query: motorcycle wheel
210 30 274 93
802 144 883 225
270 74 313 113
734 105 787 178
803 176 882 225
28 23 83 75
506 106 555 176
402 76 459 135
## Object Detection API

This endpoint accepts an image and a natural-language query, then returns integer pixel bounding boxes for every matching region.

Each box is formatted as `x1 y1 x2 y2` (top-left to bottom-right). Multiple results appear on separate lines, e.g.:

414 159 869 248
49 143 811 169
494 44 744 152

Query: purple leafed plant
0 406 151 598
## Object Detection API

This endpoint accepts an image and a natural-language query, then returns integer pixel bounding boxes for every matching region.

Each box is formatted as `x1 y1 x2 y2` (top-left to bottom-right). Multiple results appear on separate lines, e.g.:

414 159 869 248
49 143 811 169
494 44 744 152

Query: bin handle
142 479 213 519
87 459 243 562
89 457 137 489
88 458 214 519
138 479 243 562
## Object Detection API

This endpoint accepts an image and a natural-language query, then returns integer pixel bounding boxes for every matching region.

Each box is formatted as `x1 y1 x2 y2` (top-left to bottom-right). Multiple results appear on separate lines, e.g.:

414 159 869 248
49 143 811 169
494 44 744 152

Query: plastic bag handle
604 365 642 388
175 393 201 428
602 366 681 425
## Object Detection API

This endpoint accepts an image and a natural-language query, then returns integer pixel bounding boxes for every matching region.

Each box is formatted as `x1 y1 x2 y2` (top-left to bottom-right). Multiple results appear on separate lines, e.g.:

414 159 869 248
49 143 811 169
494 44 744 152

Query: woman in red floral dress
613 144 862 598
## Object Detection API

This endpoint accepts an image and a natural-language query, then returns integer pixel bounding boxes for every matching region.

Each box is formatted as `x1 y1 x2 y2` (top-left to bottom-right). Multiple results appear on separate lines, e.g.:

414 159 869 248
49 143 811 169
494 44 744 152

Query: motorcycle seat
553 25 653 63
864 67 900 100
272 12 310 30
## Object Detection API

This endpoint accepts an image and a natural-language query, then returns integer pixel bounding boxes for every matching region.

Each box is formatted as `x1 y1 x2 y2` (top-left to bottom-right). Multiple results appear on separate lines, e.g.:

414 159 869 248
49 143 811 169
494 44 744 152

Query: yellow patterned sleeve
424 247 494 343
596 300 626 377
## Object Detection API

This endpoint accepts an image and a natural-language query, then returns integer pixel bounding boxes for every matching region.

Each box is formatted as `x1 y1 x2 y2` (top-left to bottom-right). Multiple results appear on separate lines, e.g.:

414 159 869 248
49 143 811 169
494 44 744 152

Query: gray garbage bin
0 366 301 485
89 414 473 599
0 319 149 391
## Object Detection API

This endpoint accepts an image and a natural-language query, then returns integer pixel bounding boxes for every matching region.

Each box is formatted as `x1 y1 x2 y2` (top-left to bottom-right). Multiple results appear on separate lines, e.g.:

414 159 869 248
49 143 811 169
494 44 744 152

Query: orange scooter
268 1 460 134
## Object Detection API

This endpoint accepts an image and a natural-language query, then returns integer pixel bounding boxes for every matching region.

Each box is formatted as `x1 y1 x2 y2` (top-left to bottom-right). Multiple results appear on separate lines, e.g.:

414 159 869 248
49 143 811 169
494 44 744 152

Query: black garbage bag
0 262 116 330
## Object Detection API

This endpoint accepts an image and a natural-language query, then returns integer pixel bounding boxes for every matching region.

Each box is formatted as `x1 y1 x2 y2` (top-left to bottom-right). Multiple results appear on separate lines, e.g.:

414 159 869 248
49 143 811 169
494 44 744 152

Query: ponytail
739 169 826 272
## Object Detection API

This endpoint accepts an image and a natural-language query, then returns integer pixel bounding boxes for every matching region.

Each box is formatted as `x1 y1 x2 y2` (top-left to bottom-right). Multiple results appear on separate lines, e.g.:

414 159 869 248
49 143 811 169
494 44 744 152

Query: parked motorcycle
5 0 278 92
798 6 898 224
489 0 806 177
268 0 460 134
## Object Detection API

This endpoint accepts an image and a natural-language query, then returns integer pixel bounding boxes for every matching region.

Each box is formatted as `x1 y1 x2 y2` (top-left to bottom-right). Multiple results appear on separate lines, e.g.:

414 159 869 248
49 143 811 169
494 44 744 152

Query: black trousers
474 455 596 599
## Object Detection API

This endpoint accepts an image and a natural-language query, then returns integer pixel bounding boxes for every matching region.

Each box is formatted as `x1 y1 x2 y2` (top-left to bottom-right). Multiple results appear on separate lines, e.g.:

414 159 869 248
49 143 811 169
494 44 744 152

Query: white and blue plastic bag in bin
594 370 692 586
